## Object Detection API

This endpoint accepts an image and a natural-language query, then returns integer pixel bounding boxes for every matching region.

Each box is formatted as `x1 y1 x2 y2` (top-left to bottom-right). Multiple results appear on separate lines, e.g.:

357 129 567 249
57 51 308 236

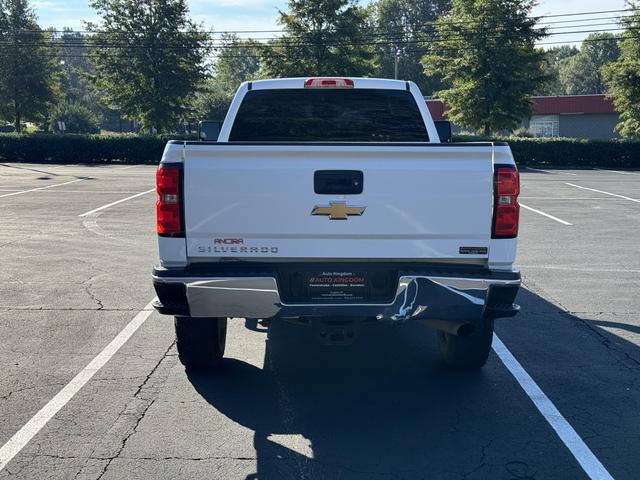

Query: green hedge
0 133 196 164
505 138 640 168
456 135 640 168
1 133 639 167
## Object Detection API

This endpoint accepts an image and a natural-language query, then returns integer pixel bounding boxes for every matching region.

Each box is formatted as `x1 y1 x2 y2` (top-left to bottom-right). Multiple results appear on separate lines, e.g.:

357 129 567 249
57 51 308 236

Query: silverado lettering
197 246 278 254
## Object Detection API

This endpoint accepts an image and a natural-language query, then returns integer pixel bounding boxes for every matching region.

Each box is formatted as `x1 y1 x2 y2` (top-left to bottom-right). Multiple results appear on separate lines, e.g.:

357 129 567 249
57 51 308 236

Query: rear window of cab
229 88 430 142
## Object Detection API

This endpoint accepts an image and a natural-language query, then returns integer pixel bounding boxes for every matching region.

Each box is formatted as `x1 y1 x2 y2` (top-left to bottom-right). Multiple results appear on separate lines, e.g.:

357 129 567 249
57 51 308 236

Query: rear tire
175 316 227 370
437 318 494 369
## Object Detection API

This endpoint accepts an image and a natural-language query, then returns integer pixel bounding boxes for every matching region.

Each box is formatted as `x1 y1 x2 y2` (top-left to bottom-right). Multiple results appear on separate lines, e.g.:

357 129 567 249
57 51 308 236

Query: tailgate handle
314 170 363 195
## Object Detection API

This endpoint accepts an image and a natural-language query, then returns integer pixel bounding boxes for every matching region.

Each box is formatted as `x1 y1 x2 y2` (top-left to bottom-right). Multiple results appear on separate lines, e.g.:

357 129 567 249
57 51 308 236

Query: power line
1 33 636 60
537 14 633 26
2 12 633 47
0 26 628 52
0 7 635 59
545 21 628 30
0 9 633 59
530 8 638 19
15 7 640 36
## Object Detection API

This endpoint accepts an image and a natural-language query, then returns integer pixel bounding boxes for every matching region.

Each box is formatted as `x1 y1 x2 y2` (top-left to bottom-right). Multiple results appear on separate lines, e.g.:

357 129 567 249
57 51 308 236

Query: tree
195 34 262 121
371 0 450 94
559 33 620 95
536 45 578 95
214 34 262 91
423 0 547 135
604 4 640 138
54 29 96 106
49 100 100 133
0 0 56 132
87 0 211 133
196 34 261 121
260 0 375 78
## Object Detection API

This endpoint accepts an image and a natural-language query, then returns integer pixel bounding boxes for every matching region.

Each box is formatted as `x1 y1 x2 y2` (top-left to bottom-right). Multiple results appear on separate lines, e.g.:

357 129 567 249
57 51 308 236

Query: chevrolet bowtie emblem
311 202 366 220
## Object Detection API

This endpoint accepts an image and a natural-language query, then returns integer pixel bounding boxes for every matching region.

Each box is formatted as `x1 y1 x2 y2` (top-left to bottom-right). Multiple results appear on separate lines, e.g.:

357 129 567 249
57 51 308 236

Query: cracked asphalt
0 162 639 479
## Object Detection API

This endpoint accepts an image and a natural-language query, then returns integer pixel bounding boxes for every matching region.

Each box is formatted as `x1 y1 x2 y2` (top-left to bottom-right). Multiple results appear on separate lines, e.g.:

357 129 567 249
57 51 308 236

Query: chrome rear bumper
152 272 520 323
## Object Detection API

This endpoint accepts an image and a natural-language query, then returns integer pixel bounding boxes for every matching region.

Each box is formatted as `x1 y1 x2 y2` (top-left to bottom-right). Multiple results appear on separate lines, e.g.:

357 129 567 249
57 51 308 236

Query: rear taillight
156 165 183 236
492 166 520 238
304 77 354 88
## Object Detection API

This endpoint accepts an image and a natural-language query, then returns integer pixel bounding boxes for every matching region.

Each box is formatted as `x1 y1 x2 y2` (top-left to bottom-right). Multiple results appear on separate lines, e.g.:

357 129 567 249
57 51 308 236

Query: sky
33 0 629 46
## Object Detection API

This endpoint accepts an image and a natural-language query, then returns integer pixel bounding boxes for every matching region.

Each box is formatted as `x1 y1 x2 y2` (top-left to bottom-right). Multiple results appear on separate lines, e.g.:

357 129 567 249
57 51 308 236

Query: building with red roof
426 94 620 140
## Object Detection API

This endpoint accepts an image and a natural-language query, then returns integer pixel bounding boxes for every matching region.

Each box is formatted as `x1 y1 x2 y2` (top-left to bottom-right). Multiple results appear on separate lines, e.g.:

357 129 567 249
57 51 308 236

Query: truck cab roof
244 77 413 91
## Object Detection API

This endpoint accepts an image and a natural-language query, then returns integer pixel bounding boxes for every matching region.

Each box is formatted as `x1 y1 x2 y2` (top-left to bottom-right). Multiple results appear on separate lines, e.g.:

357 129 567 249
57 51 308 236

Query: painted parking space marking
520 197 613 200
524 167 577 176
594 168 638 175
525 167 551 173
493 334 614 480
520 203 573 225
0 300 156 473
0 163 61 176
565 183 640 203
78 188 155 217
0 313 614 479
0 178 89 199
37 190 156 195
519 265 640 273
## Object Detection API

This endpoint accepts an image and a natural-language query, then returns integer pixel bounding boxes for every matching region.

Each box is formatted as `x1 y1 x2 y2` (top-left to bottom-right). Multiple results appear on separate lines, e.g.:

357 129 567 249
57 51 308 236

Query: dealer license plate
305 271 369 303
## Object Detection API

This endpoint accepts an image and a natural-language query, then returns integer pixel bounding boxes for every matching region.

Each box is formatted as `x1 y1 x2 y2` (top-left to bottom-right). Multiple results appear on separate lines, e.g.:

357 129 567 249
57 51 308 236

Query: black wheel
437 318 494 369
175 316 227 370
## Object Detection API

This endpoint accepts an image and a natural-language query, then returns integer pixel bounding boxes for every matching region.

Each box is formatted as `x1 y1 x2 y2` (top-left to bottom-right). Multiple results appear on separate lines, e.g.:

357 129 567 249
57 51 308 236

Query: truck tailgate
183 144 494 260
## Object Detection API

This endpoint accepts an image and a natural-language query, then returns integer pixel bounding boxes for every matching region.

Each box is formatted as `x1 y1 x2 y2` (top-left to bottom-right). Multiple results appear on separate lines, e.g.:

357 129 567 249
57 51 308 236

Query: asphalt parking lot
0 162 639 480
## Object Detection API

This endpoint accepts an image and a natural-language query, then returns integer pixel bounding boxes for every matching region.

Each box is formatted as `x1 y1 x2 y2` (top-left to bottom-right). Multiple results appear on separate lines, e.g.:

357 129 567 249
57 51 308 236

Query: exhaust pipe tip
418 319 477 337
455 323 476 337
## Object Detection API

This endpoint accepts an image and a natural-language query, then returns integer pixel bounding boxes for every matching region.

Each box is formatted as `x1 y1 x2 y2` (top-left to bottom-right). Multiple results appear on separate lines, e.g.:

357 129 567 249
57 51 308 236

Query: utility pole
394 49 401 79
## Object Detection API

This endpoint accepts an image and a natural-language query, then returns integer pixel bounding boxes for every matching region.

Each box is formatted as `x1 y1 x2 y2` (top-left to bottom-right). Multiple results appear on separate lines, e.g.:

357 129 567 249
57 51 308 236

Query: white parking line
594 168 637 175
118 165 139 170
0 298 613 479
39 190 156 194
0 300 156 472
519 265 640 274
524 167 578 176
78 188 155 217
520 197 612 200
565 183 640 203
0 178 87 199
519 203 573 225
493 334 614 480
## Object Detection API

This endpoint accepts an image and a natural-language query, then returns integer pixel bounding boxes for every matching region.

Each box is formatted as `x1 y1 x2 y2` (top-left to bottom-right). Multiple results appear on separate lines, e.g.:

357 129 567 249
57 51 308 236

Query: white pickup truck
152 77 521 371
